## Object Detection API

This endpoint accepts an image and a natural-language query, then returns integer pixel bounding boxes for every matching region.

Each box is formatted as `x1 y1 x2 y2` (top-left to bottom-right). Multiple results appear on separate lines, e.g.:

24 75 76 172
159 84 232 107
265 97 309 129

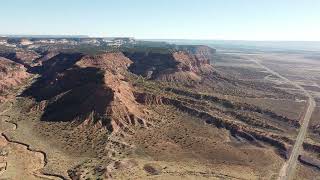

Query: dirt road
250 59 316 180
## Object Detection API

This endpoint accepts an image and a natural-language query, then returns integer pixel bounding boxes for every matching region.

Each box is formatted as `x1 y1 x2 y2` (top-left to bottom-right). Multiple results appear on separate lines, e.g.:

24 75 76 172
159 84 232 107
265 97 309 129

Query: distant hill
146 39 320 52
1 35 89 38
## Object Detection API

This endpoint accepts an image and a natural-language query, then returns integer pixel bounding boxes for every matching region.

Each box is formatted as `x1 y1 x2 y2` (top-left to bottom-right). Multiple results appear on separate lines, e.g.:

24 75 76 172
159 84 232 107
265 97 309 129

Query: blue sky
1 0 319 41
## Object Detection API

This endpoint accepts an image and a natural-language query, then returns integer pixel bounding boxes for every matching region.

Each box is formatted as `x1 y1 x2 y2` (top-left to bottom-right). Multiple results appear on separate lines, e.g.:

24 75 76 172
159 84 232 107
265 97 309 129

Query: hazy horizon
2 34 320 52
2 34 320 43
1 0 320 41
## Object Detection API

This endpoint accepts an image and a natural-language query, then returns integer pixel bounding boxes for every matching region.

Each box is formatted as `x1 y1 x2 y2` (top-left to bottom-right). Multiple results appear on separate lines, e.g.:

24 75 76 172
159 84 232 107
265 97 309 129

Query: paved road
250 59 316 180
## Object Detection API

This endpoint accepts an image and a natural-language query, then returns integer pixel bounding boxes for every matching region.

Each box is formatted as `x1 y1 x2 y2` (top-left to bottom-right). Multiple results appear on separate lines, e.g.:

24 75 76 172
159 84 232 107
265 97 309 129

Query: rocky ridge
0 57 30 102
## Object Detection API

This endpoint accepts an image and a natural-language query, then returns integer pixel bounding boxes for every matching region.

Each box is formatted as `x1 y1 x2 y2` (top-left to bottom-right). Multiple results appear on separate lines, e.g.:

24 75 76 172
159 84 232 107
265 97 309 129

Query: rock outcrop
125 45 215 83
2 50 40 67
299 155 320 170
33 51 59 66
134 91 291 158
0 57 30 102
23 52 147 134
76 53 147 133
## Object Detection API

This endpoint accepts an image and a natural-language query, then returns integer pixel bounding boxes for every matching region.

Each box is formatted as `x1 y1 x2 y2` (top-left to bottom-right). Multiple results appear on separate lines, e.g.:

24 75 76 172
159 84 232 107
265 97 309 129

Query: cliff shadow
21 65 114 131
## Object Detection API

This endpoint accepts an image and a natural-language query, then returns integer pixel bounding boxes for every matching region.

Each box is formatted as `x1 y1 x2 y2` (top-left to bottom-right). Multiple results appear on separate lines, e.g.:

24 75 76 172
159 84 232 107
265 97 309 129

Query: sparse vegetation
0 40 319 179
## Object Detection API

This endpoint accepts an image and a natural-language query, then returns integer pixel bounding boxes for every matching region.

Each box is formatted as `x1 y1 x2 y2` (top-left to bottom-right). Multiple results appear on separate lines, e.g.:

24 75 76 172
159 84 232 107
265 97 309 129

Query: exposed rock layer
125 45 215 82
0 57 30 102
23 52 147 134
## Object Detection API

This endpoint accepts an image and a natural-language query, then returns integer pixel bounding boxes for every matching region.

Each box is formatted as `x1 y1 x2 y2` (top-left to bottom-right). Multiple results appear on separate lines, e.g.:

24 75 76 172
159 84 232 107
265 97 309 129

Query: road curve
249 59 316 180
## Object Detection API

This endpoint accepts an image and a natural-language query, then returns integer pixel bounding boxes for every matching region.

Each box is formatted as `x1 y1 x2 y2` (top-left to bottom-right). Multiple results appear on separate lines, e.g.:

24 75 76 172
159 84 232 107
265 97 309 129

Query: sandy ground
0 50 319 179
0 135 45 180
0 101 62 180
216 51 320 179
0 101 43 179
